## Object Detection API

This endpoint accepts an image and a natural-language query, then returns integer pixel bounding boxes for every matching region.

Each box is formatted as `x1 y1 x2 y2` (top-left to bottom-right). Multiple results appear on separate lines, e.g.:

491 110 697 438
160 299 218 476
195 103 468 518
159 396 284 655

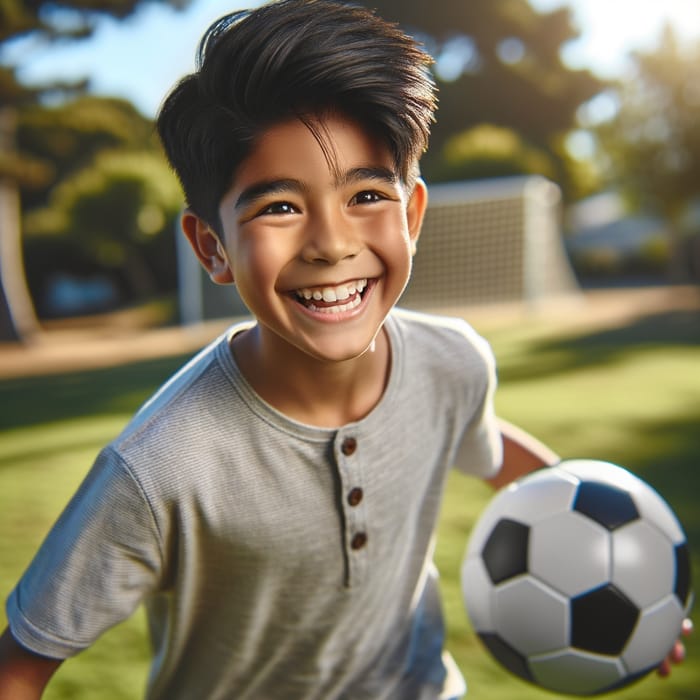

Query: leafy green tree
24 148 183 308
352 0 605 190
595 26 700 279
0 0 186 341
14 94 183 311
18 95 160 209
432 124 556 182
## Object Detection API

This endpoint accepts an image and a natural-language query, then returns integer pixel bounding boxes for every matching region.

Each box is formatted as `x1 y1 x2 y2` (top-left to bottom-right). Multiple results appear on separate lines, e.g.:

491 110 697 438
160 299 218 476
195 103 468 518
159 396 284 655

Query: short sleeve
453 333 503 479
5 446 163 659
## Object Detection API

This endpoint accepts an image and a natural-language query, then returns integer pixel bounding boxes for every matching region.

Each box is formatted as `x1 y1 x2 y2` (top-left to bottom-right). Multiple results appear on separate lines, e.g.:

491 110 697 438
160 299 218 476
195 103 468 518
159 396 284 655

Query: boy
0 1 687 698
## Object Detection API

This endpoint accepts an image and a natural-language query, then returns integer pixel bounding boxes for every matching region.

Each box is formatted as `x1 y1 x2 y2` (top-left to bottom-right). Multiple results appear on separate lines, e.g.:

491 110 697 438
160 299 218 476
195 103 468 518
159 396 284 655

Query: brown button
347 487 363 507
341 437 357 456
350 532 367 550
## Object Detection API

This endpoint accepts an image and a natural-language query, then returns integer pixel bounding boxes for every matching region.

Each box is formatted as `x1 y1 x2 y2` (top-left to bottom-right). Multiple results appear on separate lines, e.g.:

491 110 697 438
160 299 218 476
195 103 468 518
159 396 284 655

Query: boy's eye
351 190 385 205
260 201 298 216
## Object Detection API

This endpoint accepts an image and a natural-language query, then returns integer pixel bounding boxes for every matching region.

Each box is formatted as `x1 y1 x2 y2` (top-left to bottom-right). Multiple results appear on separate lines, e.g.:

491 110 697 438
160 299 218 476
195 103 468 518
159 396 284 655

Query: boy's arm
0 627 62 700
486 418 560 490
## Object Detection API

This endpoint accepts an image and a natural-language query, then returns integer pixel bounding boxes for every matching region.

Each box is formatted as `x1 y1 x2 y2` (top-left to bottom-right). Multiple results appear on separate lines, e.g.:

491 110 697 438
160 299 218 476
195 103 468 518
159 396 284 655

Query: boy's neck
230 325 391 428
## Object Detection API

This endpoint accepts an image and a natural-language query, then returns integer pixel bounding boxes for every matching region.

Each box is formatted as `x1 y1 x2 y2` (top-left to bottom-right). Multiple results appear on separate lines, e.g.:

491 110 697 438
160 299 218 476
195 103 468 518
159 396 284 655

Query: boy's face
183 114 427 365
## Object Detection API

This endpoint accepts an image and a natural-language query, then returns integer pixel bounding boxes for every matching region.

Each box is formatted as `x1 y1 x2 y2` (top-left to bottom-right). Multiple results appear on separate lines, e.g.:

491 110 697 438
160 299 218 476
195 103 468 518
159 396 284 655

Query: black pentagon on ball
571 584 640 655
478 632 534 683
482 518 529 584
674 542 692 608
573 481 639 530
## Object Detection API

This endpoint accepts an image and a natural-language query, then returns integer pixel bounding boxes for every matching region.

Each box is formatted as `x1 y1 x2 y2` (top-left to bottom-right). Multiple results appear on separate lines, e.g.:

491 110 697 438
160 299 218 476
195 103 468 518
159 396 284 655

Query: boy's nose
301 213 360 264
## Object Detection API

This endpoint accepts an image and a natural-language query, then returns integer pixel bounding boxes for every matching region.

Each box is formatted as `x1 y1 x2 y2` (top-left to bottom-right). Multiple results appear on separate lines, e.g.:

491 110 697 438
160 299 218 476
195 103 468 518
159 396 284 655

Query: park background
1 0 699 698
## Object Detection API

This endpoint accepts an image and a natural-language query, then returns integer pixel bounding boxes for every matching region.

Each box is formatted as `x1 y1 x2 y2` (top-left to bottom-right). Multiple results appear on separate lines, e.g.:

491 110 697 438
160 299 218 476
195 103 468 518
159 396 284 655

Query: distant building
565 192 671 283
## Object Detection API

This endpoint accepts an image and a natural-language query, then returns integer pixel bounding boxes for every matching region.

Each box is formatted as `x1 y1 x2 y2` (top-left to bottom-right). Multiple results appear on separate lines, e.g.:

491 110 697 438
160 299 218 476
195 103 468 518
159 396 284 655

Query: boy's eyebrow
233 167 399 210
336 166 398 187
234 178 305 210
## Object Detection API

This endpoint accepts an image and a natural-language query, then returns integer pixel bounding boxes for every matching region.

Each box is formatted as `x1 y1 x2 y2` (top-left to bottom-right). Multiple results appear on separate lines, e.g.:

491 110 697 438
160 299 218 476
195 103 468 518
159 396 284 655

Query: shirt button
347 487 363 507
351 532 368 550
341 437 357 456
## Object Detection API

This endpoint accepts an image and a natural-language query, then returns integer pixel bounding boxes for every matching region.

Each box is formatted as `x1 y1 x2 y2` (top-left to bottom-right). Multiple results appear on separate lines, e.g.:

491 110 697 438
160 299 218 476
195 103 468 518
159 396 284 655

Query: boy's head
156 0 437 235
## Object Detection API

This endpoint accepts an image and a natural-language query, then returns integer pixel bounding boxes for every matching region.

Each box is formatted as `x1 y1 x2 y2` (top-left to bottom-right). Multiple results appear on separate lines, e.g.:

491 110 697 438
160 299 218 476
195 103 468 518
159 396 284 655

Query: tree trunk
0 107 40 342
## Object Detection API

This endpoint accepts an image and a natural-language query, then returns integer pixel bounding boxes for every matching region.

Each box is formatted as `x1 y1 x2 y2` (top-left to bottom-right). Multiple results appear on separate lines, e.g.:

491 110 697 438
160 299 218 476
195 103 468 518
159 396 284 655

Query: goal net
400 175 579 311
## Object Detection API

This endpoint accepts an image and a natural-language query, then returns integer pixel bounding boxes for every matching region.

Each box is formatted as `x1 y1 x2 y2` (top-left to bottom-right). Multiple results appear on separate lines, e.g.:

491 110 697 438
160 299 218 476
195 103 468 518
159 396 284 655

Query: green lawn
0 302 698 699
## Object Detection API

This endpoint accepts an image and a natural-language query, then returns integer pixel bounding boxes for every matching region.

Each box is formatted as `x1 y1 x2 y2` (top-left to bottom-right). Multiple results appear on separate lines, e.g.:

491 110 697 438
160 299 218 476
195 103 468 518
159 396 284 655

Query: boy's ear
181 210 234 285
406 178 428 256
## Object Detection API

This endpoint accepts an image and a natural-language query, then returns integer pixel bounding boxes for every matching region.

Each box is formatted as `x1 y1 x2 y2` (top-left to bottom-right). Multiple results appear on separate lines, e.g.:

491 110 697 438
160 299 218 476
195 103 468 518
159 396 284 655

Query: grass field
0 297 698 699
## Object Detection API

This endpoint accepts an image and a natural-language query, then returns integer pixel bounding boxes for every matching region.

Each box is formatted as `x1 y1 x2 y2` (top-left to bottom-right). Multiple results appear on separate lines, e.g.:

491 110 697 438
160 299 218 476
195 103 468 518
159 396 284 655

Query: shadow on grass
0 354 193 431
497 309 700 384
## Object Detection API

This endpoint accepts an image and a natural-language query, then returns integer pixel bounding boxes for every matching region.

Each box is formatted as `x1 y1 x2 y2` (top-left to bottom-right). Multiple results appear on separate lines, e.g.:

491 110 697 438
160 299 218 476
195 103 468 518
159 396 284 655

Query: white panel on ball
558 460 641 492
630 485 686 545
612 521 676 608
529 649 625 696
493 577 568 656
530 511 610 596
507 472 578 524
465 474 578 559
622 595 685 674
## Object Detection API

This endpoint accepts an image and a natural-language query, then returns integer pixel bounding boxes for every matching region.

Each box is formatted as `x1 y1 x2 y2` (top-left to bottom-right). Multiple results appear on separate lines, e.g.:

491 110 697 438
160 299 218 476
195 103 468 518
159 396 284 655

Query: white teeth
308 294 362 314
296 279 368 303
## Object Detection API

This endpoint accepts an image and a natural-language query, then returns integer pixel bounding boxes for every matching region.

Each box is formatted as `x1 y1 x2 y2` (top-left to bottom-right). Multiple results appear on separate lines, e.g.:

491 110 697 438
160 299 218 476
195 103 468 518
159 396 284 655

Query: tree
0 104 43 339
351 0 605 190
15 96 182 311
0 0 187 341
17 95 159 210
24 147 183 308
595 26 700 280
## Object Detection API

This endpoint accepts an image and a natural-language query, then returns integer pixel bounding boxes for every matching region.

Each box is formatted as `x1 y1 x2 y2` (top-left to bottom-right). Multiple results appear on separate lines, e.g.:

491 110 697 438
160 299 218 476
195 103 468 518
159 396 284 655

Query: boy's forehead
236 115 399 182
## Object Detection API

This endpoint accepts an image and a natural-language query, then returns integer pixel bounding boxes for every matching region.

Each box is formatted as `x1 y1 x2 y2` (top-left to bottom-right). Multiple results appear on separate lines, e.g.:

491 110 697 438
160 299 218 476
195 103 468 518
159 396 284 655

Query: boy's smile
184 113 427 385
293 277 368 314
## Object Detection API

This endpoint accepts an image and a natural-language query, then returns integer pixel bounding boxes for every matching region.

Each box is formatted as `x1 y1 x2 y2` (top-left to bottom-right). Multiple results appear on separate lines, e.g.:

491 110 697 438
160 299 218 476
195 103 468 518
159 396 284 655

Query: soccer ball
461 459 693 696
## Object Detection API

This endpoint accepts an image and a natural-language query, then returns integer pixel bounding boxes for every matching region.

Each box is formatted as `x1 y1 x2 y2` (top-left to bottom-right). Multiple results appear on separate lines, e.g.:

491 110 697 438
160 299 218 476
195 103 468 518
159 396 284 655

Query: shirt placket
334 431 368 587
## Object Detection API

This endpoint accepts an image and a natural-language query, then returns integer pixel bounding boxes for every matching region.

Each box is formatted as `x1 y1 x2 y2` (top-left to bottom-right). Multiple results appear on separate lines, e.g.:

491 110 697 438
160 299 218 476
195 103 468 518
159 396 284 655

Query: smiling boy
0 1 686 699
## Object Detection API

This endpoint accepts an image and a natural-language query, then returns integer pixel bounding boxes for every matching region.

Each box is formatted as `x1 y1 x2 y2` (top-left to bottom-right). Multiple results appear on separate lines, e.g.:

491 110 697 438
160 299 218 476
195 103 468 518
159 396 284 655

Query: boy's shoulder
390 307 492 359
388 307 496 394
114 319 255 452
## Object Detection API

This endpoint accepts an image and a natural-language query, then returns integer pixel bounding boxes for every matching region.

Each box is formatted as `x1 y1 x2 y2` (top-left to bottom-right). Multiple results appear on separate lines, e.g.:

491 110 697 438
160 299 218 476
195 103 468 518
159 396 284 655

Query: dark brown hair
157 0 437 233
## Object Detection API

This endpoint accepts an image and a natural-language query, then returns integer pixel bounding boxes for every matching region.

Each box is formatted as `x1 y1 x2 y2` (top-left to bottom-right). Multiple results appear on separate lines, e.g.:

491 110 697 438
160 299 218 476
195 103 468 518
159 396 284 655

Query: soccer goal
400 175 580 311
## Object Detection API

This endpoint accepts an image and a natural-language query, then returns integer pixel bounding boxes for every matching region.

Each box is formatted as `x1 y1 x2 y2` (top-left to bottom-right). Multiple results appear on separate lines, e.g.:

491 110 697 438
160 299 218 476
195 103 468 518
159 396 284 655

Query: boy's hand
657 618 693 678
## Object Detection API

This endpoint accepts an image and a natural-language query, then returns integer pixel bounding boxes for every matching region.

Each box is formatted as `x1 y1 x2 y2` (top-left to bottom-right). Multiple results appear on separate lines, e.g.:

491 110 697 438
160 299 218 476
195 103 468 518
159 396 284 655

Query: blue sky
3 0 700 118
